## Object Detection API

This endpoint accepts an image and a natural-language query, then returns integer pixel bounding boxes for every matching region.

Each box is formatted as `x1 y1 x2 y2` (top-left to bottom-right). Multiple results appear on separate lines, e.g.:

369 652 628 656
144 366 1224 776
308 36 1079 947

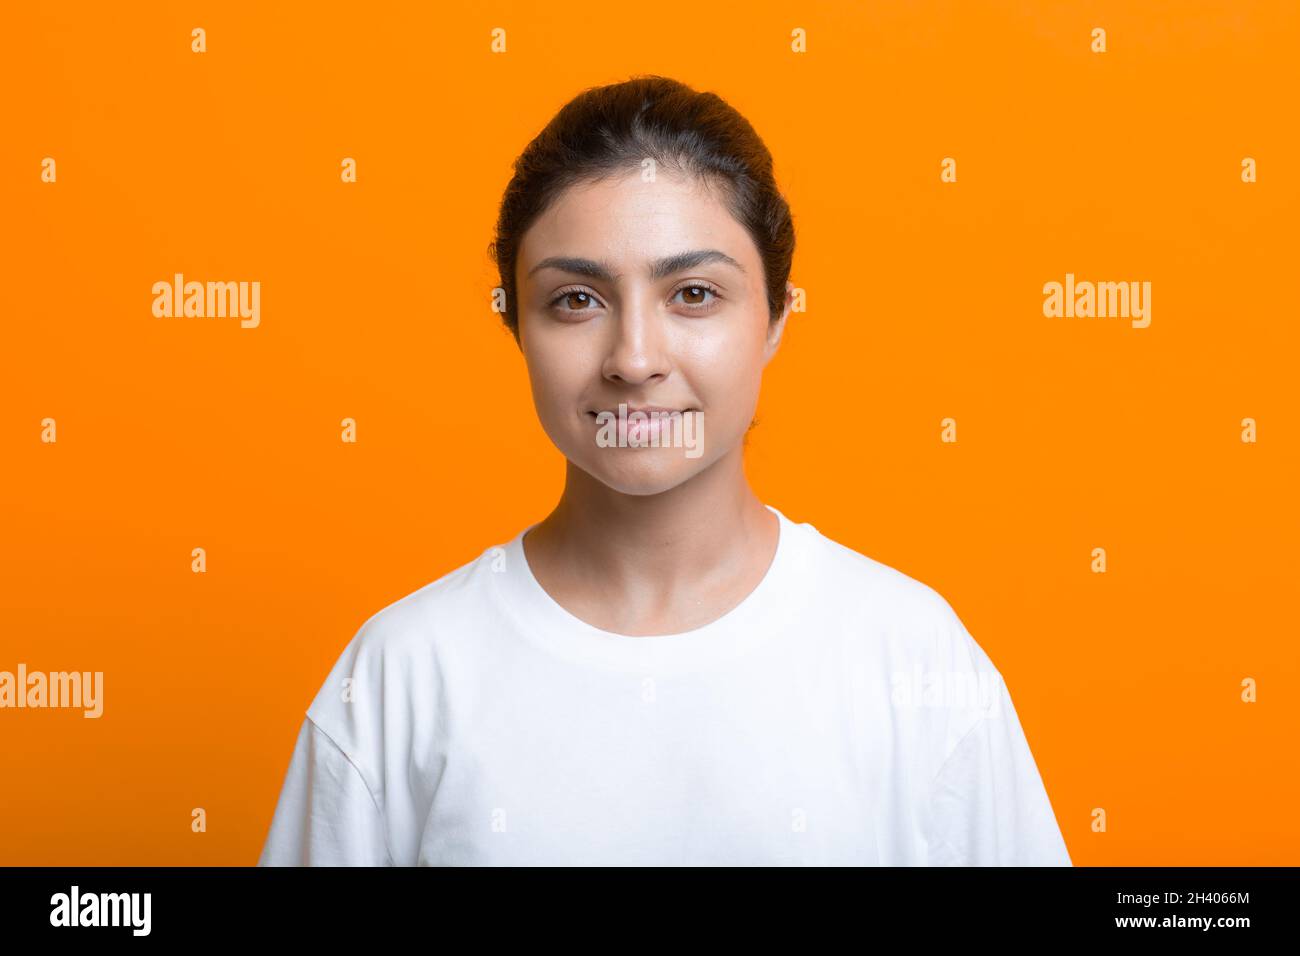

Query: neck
527 444 773 596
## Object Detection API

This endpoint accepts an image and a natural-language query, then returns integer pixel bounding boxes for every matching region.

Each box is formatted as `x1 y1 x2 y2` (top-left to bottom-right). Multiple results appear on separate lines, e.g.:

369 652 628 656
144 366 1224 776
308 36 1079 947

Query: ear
763 280 794 366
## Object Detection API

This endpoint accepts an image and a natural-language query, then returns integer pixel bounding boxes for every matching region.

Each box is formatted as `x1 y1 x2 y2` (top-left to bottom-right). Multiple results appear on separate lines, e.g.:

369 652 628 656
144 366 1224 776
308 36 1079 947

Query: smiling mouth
586 407 700 418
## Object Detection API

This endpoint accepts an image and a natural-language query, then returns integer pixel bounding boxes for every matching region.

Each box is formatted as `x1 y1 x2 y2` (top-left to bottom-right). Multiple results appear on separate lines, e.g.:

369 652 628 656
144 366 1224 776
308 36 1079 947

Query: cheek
689 321 768 409
522 334 588 423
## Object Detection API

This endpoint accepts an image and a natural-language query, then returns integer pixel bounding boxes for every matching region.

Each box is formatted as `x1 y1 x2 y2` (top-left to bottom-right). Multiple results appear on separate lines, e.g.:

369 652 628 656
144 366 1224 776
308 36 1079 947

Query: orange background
2 0 1296 865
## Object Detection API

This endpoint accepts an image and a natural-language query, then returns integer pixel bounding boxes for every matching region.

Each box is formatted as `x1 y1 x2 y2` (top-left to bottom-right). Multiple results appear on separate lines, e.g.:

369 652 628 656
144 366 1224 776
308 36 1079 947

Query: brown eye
549 289 601 313
671 284 721 312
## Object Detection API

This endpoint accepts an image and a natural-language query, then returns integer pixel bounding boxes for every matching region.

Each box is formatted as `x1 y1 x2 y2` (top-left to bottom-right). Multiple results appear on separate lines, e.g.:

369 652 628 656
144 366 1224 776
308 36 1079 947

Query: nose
600 290 671 387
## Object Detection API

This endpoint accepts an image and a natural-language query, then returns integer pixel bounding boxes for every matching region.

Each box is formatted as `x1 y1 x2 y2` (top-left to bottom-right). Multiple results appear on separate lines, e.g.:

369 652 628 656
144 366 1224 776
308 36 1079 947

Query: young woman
258 75 1071 866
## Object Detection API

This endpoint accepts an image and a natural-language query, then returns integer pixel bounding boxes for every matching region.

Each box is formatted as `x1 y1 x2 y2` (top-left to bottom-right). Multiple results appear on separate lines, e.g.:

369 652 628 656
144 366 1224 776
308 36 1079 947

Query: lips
586 405 699 417
585 405 701 449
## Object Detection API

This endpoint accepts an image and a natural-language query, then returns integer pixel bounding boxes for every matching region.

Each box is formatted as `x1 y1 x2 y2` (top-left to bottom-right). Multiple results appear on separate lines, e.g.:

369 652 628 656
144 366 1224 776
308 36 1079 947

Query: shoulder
323 539 502 672
792 516 1014 784
300 543 501 779
795 518 995 673
791 516 1005 742
804 522 958 622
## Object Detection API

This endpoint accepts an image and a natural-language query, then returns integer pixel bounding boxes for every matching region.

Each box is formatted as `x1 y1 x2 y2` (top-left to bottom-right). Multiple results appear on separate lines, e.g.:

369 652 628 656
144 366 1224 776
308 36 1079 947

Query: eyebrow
526 249 746 282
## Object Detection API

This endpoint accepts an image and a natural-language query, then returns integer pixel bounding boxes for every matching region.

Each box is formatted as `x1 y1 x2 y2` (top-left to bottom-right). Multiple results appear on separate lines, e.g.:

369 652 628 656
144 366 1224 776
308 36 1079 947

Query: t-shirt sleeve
925 675 1072 866
257 716 393 867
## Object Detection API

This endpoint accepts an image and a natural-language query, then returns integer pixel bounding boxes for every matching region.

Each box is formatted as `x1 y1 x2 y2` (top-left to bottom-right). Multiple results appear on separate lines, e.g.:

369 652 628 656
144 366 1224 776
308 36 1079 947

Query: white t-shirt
257 504 1072 866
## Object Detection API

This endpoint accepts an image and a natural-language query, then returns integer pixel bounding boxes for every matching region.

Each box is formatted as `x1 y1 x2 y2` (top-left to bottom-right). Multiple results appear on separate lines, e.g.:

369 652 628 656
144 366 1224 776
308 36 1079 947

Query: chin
577 453 708 497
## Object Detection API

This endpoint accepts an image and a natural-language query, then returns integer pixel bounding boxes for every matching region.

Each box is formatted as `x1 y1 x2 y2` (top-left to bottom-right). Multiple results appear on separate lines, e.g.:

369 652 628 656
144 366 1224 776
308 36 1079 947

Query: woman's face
515 169 791 496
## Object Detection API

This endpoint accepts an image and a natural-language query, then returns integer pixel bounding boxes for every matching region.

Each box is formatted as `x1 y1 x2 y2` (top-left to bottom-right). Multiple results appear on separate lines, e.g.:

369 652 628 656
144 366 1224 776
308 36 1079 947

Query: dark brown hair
488 74 795 343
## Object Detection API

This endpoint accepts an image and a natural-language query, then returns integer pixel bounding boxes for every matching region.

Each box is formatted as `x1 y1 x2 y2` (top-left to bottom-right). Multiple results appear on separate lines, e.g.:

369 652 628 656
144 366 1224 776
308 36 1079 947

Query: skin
516 167 793 636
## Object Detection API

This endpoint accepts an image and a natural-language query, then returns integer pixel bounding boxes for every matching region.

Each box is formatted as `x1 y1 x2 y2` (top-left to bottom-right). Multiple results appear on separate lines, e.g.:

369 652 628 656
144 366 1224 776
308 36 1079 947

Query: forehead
518 171 757 274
